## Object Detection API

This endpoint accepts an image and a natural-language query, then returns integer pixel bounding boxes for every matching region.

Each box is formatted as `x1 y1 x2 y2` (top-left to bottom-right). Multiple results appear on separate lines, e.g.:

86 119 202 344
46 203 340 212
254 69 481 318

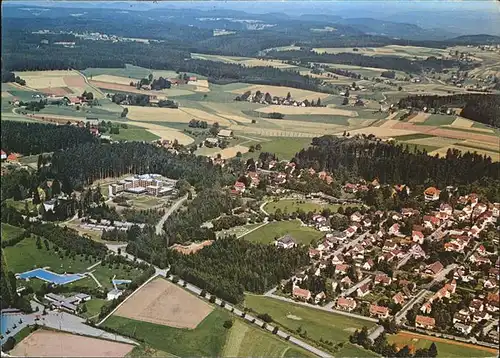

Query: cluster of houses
274 185 498 339
237 90 324 108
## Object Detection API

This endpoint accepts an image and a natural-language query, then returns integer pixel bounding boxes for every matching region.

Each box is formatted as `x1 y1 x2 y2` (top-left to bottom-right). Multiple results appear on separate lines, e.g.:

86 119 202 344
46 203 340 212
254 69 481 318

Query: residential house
331 254 344 265
369 304 389 319
486 292 499 313
315 291 326 304
293 286 311 301
423 215 440 229
439 203 453 216
469 254 491 265
374 273 392 286
0 150 6 160
344 226 356 238
469 299 484 313
472 310 490 323
484 278 498 290
331 231 347 242
363 218 372 227
294 273 308 284
424 187 441 201
393 292 405 305
275 235 297 249
344 183 358 193
388 223 400 236
335 264 350 275
309 248 321 259
234 181 246 193
336 297 357 312
356 283 371 297
402 208 418 217
382 240 397 253
454 323 473 335
107 289 123 301
218 129 233 138
415 315 436 330
453 312 470 324
409 244 426 259
425 261 444 276
420 302 432 314
363 259 375 271
412 230 424 244
341 276 353 288
350 212 363 222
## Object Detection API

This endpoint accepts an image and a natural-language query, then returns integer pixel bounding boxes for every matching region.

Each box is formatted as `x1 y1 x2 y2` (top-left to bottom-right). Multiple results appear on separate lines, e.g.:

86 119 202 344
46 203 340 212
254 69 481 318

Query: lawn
5 198 36 214
264 199 353 215
3 236 98 274
11 326 34 348
222 319 314 357
388 332 497 358
82 298 108 320
1 223 24 241
244 294 375 345
91 263 145 290
242 220 322 245
216 223 264 239
127 345 176 357
241 137 312 161
111 125 160 142
337 343 381 357
103 310 230 356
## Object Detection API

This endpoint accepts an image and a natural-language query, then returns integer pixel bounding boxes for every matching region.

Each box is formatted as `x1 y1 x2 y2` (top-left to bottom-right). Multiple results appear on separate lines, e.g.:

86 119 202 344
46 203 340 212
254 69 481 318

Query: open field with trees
1 223 24 242
244 295 375 348
264 199 352 216
242 220 323 245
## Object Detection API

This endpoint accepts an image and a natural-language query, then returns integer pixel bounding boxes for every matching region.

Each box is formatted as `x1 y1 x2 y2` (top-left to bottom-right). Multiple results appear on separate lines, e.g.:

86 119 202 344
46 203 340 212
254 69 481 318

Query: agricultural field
10 329 134 357
313 45 449 59
222 319 314 358
82 64 152 80
103 310 230 356
264 199 353 215
388 331 498 358
229 84 331 102
244 295 375 345
241 137 312 161
108 125 161 142
114 278 213 329
255 105 358 117
242 220 323 245
13 70 104 99
191 53 297 69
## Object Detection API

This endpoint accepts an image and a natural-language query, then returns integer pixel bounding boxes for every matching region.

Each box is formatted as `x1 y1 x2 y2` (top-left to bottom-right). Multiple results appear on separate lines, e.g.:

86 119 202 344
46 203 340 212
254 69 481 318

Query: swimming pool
17 268 85 285
0 313 20 336
112 279 132 285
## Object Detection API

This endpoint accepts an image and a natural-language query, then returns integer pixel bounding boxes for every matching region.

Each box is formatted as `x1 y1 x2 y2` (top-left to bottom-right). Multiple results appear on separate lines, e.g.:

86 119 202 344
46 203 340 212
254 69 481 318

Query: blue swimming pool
0 313 19 336
112 279 132 285
17 268 85 285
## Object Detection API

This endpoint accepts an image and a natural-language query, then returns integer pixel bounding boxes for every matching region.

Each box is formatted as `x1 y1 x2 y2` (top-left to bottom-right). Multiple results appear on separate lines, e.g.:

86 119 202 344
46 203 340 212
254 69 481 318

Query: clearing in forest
114 278 213 329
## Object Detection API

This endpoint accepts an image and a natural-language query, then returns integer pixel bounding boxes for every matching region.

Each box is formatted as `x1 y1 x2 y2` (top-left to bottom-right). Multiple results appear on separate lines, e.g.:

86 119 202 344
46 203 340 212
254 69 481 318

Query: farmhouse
356 283 370 297
218 129 233 138
425 261 444 276
275 234 297 249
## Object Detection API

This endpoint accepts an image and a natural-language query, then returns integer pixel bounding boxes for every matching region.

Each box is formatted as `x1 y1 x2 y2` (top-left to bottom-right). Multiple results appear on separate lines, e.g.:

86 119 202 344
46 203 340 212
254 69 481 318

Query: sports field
114 278 213 329
264 199 353 215
10 329 134 357
242 220 323 245
388 331 498 357
104 310 230 356
244 294 375 345
222 319 313 357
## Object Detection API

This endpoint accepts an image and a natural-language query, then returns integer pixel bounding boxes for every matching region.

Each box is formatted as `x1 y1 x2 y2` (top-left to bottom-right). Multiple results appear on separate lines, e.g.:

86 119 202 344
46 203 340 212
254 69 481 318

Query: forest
265 50 471 74
294 136 500 201
49 141 236 191
169 237 310 304
398 94 500 127
1 121 96 155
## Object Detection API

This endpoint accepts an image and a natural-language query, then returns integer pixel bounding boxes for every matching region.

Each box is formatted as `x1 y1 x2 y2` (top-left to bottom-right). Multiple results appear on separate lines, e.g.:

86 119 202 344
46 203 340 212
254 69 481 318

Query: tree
121 108 128 118
209 122 220 136
223 319 233 329
51 180 61 196
342 97 349 105
428 342 438 358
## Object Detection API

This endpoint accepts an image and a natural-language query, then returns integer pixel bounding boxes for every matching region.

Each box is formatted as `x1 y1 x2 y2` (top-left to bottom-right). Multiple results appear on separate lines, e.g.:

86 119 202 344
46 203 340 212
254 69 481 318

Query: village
212 155 500 348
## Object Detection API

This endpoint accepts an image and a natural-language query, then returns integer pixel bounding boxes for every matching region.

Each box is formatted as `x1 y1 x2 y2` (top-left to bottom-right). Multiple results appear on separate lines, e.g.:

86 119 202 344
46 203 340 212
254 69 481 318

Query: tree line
266 50 474 74
398 94 500 128
169 237 310 304
293 136 500 201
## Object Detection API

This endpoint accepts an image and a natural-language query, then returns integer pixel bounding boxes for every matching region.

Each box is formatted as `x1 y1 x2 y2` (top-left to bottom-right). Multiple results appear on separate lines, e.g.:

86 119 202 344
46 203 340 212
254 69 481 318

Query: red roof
293 287 311 299
415 315 435 327
337 297 356 309
7 153 18 161
0 150 6 155
234 181 246 188
370 304 389 315
412 230 424 238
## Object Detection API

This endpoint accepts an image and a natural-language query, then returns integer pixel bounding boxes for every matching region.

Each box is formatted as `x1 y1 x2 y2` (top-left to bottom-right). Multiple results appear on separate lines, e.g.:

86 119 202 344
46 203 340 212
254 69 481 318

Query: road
395 289 429 325
424 263 458 290
338 276 372 298
155 194 188 235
